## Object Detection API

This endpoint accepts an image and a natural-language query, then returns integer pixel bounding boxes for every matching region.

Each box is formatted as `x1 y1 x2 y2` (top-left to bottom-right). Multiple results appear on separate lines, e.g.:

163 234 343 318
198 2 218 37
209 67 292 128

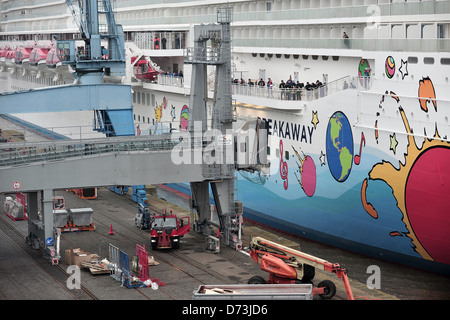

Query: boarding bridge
0 117 267 262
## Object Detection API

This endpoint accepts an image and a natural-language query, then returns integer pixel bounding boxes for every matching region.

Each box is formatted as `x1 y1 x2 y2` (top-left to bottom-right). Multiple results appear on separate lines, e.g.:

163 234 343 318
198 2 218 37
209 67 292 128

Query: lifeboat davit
14 46 34 65
131 56 159 82
30 47 51 67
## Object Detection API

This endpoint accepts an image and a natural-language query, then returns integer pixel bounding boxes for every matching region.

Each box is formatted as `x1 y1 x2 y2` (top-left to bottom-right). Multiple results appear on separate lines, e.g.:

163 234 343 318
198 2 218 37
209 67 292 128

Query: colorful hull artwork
169 56 450 275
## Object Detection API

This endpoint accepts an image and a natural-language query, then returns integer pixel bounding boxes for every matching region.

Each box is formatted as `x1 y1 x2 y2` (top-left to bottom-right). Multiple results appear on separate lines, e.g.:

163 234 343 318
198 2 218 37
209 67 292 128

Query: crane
248 237 355 300
58 0 133 137
58 0 125 81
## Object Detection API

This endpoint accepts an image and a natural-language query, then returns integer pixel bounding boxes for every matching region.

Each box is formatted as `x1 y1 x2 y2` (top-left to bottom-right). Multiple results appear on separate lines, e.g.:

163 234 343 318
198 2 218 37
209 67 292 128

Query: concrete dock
1 185 449 303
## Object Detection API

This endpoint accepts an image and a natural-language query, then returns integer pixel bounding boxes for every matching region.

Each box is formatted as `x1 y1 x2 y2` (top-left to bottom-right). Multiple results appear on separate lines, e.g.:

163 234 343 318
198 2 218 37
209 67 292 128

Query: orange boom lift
248 237 355 300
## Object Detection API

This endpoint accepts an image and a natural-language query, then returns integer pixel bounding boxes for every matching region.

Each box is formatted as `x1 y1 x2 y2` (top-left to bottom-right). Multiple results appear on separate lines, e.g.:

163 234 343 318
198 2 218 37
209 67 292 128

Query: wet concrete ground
1 186 449 303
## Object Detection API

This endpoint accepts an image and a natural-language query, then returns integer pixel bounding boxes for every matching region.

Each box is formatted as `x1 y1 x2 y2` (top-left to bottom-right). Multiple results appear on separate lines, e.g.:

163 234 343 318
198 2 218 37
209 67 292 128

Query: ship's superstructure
1 0 450 274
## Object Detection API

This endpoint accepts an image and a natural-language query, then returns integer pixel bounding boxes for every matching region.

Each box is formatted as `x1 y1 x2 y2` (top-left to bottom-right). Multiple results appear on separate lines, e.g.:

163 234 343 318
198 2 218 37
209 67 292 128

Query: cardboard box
65 248 99 267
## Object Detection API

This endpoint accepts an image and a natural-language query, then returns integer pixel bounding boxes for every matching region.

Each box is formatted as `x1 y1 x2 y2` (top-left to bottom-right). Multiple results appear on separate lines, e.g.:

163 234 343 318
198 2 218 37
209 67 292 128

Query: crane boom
249 237 355 300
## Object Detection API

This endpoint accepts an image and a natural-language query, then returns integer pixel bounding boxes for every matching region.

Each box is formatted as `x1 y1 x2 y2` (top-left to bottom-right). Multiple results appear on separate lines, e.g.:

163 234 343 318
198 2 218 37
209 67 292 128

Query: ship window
424 57 434 65
408 56 418 64
322 56 329 61
267 146 270 155
266 2 272 12
268 54 273 58
285 151 289 160
134 114 136 121
276 54 281 58
138 115 140 122
441 58 450 65
252 53 257 57
133 92 136 103
312 55 318 60
137 92 141 104
147 94 150 105
141 94 145 105
332 56 339 61
260 53 265 57
293 55 299 59
284 54 290 59
302 55 309 60
276 148 280 158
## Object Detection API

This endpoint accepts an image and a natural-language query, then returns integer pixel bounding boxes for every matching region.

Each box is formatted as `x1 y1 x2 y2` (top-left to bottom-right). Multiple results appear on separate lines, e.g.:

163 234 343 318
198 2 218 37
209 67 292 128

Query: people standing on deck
296 81 303 100
154 36 160 49
286 76 293 100
343 32 350 49
279 80 286 100
258 78 265 87
267 78 273 98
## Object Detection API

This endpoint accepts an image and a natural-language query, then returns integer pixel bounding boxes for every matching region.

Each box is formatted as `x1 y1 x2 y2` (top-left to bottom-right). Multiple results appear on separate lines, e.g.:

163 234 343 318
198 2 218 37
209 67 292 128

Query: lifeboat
0 46 8 68
14 46 34 64
131 56 159 82
30 47 51 67
5 48 17 66
46 47 61 68
0 47 7 71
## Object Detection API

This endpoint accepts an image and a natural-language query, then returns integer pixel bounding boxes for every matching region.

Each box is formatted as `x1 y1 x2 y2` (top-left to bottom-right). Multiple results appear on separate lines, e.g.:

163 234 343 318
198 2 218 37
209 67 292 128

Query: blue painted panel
0 84 132 114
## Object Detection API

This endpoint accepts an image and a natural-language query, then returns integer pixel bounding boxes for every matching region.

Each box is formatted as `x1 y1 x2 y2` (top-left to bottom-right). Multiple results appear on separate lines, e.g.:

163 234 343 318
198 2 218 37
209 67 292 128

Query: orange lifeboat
131 56 159 82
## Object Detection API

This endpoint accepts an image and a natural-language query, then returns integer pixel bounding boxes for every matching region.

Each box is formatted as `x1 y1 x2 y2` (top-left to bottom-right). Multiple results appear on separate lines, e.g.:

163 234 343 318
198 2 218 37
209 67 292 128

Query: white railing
232 76 372 102
155 74 184 87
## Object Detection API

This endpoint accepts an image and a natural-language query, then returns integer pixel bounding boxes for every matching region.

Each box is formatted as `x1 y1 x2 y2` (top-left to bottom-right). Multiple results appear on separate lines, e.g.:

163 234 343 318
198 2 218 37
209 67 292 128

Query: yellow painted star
311 111 319 129
390 133 398 154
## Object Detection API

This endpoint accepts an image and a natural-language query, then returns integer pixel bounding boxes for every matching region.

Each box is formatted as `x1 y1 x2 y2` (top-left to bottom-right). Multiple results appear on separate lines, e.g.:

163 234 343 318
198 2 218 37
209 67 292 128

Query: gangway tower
185 8 254 249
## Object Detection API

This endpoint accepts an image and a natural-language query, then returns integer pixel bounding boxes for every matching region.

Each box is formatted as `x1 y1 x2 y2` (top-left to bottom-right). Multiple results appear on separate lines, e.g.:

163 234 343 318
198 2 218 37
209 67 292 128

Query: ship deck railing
151 73 370 102
231 76 371 102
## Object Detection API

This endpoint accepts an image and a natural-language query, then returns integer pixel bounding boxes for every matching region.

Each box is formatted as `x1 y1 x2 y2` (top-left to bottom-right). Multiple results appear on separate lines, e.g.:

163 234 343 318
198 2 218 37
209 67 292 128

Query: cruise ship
1 0 449 275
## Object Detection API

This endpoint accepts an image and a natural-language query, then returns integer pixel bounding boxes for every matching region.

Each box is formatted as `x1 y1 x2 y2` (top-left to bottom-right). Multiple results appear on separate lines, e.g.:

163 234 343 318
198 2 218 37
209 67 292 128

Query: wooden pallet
80 261 110 275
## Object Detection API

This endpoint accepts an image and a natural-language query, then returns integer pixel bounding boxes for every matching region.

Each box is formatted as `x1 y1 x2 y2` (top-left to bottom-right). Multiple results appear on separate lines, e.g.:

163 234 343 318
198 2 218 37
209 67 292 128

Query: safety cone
109 224 114 235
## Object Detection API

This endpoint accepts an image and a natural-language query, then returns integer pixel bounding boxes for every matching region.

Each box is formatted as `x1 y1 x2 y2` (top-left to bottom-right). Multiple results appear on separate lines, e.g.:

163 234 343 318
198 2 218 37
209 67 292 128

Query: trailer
193 283 313 300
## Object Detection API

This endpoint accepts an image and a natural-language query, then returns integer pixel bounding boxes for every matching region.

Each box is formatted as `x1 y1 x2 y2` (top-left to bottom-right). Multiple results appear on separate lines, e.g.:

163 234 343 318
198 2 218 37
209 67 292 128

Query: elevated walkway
0 134 217 193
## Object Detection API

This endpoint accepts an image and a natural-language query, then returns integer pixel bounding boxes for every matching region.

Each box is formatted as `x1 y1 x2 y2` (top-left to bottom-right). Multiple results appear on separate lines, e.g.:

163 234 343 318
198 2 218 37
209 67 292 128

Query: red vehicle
150 210 190 249
248 237 356 300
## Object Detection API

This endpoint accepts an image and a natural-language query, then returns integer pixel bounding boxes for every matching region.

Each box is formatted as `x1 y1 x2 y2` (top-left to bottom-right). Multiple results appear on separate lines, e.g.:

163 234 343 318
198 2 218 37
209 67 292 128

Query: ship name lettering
263 118 314 144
